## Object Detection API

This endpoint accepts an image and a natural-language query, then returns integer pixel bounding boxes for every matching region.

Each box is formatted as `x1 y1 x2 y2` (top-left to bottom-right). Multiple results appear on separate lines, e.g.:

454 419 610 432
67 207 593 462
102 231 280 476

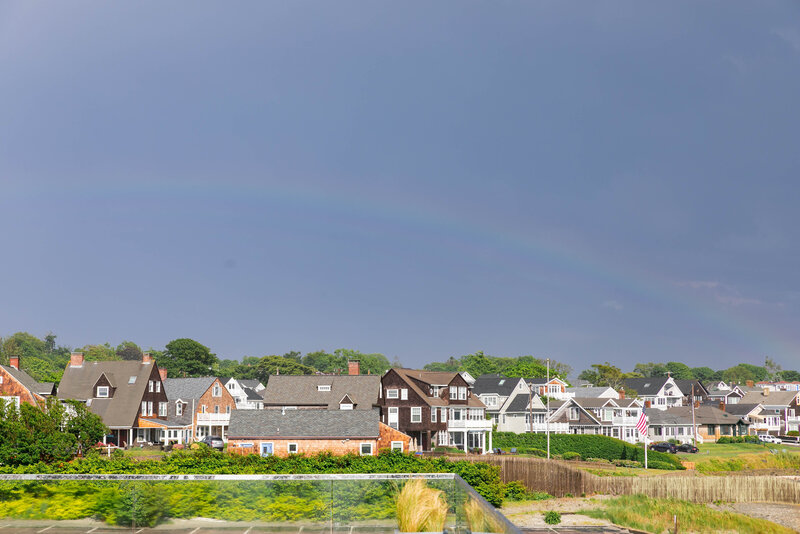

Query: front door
260 442 273 457
388 407 399 428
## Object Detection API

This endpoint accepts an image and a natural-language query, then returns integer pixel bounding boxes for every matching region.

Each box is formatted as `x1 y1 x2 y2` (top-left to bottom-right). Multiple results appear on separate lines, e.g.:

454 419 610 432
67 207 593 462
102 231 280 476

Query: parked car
758 434 781 444
649 441 677 453
676 443 699 453
199 436 225 450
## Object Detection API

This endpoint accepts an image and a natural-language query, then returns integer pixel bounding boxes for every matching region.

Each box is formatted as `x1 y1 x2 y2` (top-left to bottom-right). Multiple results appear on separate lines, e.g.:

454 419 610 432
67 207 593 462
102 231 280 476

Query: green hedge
716 436 760 444
492 433 684 469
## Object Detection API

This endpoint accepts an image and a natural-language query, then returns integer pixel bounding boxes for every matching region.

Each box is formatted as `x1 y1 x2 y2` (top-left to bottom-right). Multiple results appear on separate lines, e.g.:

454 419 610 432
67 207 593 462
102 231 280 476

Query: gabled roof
740 390 799 408
472 374 523 396
564 386 617 398
648 406 748 426
395 368 462 386
571 397 618 409
505 393 547 413
721 403 762 417
390 369 486 407
242 386 263 402
261 374 380 410
0 365 55 397
228 409 381 439
551 398 602 425
528 377 567 385
163 377 217 402
621 377 671 396
673 379 708 396
57 360 157 428
239 379 263 390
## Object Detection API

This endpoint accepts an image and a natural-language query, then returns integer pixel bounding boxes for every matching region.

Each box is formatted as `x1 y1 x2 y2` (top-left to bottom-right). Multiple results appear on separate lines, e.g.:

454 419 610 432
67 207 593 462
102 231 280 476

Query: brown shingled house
379 368 491 453
56 352 168 447
0 356 55 408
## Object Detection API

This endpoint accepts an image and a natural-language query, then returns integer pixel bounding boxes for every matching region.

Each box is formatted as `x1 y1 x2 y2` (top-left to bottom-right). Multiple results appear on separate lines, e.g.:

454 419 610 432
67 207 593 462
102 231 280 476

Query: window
148 401 153 416
569 407 579 420
158 402 167 416
213 385 221 397
411 407 422 423
176 402 183 416
449 387 457 399
441 407 448 421
485 396 497 407
227 383 234 390
401 388 408 400
431 408 437 422
360 443 374 456
226 406 231 414
156 381 161 393
141 401 147 415
317 385 331 392
149 381 154 393
386 389 399 399
459 387 467 400
340 403 353 410
128 376 136 384
391 441 404 452
214 405 220 414
288 443 298 454
451 408 462 421
200 404 207 413
97 386 109 398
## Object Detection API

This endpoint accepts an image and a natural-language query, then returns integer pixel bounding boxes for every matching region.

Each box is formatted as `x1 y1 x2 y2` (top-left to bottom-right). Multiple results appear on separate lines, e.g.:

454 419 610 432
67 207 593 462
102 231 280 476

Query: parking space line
190 528 201 534
86 527 98 533
244 527 252 534
36 527 53 533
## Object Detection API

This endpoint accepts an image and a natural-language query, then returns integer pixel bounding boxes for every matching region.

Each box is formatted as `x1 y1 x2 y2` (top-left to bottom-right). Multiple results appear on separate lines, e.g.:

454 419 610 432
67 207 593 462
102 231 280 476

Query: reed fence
451 456 800 504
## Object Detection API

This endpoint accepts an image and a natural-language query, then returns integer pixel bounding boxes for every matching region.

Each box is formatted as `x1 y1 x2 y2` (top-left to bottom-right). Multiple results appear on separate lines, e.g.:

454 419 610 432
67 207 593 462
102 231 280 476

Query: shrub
562 452 582 461
544 511 561 525
503 481 530 501
647 461 677 471
518 447 547 457
787 431 799 437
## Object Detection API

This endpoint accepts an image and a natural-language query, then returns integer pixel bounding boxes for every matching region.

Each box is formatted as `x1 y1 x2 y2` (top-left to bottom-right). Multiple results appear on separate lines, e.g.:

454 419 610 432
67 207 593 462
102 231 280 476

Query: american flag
635 408 648 436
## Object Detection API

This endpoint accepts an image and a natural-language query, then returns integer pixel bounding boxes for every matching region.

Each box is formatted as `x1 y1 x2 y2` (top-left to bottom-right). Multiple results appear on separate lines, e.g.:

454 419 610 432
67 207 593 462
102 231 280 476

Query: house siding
0 367 40 406
228 437 379 457
379 369 447 451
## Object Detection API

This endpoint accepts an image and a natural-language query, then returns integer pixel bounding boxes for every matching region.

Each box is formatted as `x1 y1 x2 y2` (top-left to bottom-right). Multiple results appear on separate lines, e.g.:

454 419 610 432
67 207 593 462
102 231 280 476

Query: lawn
682 442 800 472
577 494 795 534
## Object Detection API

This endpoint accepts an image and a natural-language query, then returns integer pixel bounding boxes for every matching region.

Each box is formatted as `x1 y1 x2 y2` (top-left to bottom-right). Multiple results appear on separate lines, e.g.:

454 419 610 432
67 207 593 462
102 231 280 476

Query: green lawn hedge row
492 433 684 469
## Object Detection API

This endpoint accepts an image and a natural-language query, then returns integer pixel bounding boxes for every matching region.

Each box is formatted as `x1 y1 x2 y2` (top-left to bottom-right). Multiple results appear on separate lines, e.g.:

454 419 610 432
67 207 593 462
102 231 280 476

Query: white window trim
158 402 167 416
288 442 299 454
317 385 332 392
97 386 109 398
156 381 161 393
360 442 374 456
213 385 222 397
149 381 154 393
340 403 354 410
401 388 408 400
411 407 422 423
391 441 404 452
386 389 399 399
431 408 437 422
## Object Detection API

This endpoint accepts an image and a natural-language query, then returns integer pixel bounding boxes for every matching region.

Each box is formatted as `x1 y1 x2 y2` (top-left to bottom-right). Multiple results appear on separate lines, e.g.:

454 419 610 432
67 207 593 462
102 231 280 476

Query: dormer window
97 386 109 398
213 385 222 397
317 385 331 392
176 402 183 416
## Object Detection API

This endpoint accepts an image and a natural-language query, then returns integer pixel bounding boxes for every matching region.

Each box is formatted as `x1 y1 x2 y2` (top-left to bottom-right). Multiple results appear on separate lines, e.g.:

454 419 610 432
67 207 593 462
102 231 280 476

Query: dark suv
199 436 225 450
649 441 677 453
676 443 699 453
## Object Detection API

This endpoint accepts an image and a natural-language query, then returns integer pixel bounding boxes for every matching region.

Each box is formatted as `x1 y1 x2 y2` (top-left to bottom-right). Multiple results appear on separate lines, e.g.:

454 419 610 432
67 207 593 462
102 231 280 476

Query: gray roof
228 409 380 439
673 379 707 396
648 406 748 426
0 365 55 397
720 403 762 417
57 360 157 428
472 374 522 396
740 390 799 408
564 386 616 398
243 386 263 402
621 377 669 396
506 394 547 413
261 374 380 409
571 397 617 409
163 377 217 402
239 379 262 389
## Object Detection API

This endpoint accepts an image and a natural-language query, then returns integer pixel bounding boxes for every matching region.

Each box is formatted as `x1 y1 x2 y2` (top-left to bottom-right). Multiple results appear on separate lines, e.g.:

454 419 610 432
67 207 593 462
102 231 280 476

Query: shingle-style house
673 379 709 405
527 377 572 400
163 376 237 442
379 368 492 453
227 409 411 457
647 405 750 443
221 377 264 410
547 397 645 443
471 374 530 426
261 374 381 411
564 386 618 399
57 352 168 446
739 389 800 435
621 377 683 410
706 383 744 405
502 393 548 433
0 356 55 408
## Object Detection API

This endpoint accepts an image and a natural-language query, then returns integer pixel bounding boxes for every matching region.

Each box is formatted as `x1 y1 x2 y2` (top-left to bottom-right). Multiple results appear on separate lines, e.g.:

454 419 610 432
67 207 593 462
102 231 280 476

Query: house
673 379 708 405
564 386 618 399
226 409 411 457
647 405 750 443
163 376 237 441
379 368 492 453
620 377 683 410
0 356 55 408
261 373 381 411
527 377 572 400
498 392 548 433
471 374 529 426
221 377 264 410
706 383 743 405
57 352 168 446
548 397 645 443
739 389 800 435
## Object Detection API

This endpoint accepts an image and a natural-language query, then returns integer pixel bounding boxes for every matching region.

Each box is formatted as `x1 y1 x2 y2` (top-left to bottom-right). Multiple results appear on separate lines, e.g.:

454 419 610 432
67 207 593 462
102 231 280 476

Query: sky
1 2 800 374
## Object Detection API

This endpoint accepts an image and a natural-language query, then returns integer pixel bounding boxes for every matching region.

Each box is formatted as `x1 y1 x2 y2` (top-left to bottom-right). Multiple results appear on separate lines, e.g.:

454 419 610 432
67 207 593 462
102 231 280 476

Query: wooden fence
450 456 800 504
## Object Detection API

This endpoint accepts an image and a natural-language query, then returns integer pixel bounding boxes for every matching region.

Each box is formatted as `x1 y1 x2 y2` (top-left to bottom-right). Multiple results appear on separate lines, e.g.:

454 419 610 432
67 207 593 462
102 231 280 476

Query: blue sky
2 2 799 373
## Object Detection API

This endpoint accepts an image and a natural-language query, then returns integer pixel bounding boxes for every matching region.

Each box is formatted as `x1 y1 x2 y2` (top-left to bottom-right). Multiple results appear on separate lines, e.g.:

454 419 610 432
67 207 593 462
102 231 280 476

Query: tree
63 400 108 452
44 332 57 353
80 343 119 362
0 397 84 465
764 357 782 381
333 349 392 375
158 338 218 377
503 356 548 379
777 369 800 381
458 351 499 377
665 362 694 380
116 341 143 361
253 356 314 384
282 351 302 363
691 366 716 382
302 350 337 373
633 362 667 378
424 356 460 372
721 363 767 384
578 362 638 389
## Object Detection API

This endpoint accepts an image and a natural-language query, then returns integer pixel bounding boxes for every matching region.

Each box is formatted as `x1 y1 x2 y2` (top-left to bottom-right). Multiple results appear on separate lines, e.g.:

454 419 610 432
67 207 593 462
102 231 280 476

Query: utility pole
528 380 533 435
546 358 551 460
691 383 697 445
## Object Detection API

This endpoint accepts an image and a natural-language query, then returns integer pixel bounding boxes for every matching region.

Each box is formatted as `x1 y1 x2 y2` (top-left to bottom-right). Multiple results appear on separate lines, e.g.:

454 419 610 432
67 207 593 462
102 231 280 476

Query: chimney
645 400 651 408
694 400 700 409
348 360 360 376
763 387 770 396
746 380 754 387
142 352 152 364
70 352 84 367
159 368 168 382
618 388 625 400
9 356 19 370
719 401 725 412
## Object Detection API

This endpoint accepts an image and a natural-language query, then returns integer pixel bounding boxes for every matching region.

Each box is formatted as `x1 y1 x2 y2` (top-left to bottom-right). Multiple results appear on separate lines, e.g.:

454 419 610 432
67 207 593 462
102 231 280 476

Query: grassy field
683 442 800 472
577 494 795 534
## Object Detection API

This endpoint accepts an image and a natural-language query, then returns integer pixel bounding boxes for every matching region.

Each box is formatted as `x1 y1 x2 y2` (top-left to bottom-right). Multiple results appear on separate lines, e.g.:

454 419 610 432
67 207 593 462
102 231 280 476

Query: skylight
128 376 137 384
498 380 505 385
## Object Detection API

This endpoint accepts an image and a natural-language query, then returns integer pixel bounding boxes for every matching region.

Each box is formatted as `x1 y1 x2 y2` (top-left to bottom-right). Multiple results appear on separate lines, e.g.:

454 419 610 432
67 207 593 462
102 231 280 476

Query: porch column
488 431 492 453
463 430 468 452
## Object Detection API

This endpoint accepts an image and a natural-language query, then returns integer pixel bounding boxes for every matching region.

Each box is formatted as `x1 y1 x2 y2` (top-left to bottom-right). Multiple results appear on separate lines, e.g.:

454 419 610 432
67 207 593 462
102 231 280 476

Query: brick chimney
9 356 19 370
348 360 360 376
746 380 754 387
70 352 84 367
719 401 725 412
142 352 152 364
618 388 625 400
158 368 168 381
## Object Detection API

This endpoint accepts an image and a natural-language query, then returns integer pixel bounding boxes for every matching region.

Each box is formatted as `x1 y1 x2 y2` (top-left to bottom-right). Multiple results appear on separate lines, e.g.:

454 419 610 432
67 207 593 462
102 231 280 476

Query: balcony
526 422 569 433
196 413 230 424
447 419 493 430
611 416 640 426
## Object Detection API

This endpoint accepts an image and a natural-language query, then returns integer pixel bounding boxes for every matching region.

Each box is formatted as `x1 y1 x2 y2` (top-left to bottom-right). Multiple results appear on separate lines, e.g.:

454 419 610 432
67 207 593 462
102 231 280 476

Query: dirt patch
501 496 618 529
709 502 800 532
